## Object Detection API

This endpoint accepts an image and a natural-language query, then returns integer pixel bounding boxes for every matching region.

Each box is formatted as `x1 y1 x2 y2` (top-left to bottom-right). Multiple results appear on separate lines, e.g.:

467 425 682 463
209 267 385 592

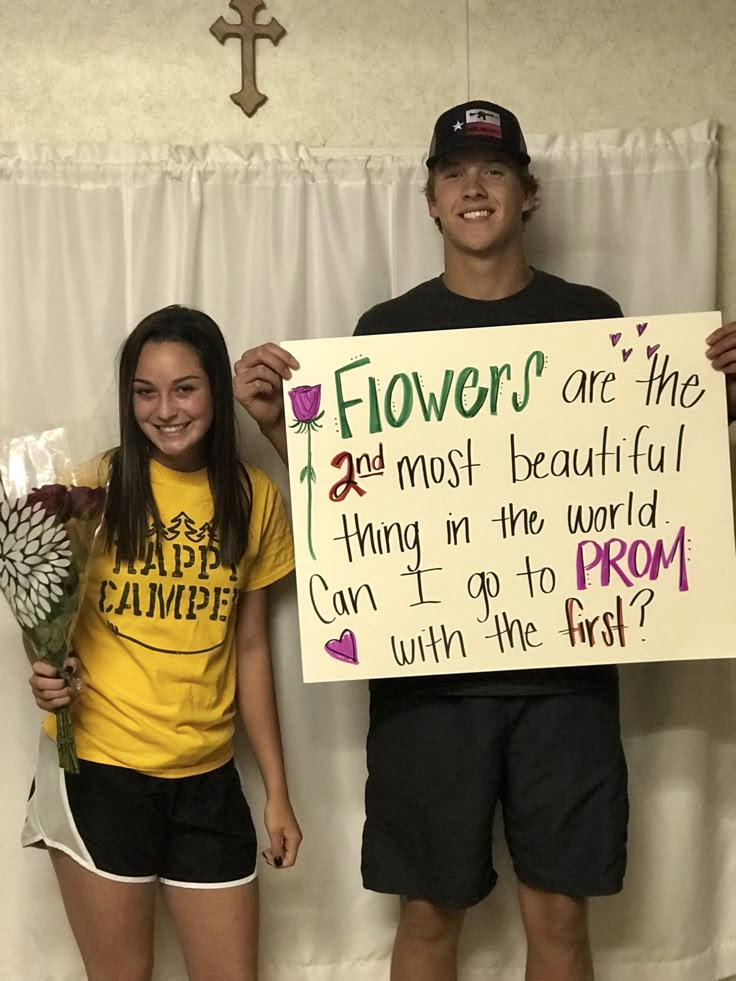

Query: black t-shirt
354 269 623 697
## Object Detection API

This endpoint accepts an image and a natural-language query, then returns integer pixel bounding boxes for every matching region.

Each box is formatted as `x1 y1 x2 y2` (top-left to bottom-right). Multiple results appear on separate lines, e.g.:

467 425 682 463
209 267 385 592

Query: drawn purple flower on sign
288 385 322 422
288 384 324 561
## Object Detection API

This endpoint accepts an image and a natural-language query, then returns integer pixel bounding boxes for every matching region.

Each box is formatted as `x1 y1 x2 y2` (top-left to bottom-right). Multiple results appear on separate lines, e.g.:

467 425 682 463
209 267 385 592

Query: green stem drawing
306 424 315 560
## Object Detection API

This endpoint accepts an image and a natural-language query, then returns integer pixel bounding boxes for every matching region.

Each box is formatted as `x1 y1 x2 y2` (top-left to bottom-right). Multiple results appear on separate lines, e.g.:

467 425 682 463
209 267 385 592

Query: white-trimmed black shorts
361 688 628 908
23 731 258 887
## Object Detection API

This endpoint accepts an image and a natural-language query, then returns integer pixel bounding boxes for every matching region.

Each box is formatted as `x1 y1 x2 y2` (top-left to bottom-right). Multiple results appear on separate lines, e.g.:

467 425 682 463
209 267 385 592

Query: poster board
283 313 736 683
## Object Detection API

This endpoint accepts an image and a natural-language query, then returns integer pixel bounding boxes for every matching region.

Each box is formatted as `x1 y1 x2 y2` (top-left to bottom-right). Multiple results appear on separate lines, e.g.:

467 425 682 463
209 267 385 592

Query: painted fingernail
274 855 283 867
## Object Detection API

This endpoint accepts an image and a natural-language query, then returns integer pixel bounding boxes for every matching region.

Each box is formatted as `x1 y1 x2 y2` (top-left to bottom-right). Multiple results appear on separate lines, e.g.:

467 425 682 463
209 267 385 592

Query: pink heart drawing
610 332 622 347
646 344 660 359
636 322 648 336
622 348 633 362
325 629 359 665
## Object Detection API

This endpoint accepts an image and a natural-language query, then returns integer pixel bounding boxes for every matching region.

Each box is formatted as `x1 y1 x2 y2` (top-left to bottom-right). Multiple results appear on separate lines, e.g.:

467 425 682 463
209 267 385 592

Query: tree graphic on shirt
163 512 199 541
188 519 214 544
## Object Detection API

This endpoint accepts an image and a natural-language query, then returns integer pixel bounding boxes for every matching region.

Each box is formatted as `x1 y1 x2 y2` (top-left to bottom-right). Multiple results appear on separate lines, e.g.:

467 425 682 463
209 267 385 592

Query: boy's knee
399 898 465 946
519 884 589 949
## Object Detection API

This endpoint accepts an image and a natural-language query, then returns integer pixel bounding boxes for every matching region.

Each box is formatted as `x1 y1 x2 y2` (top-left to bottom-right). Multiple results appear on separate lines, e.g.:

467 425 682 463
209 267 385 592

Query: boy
234 100 736 981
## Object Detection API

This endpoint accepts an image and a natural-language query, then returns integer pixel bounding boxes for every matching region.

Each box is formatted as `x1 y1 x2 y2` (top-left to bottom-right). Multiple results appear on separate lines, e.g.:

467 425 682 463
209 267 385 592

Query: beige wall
2 0 735 312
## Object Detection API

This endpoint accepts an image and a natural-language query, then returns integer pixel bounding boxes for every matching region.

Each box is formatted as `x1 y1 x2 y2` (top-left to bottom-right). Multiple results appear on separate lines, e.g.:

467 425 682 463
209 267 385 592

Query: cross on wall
210 0 286 117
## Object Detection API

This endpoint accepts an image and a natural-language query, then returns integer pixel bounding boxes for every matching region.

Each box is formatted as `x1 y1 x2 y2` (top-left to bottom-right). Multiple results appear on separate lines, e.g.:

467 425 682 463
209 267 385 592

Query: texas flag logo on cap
465 107 502 138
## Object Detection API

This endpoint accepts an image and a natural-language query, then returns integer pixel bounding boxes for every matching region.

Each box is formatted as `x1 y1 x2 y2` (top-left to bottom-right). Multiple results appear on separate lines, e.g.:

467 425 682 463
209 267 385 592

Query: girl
25 305 301 981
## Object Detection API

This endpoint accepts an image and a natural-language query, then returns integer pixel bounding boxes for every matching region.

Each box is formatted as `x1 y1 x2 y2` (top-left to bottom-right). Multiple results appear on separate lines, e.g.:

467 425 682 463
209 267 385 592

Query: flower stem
306 425 316 560
55 708 80 774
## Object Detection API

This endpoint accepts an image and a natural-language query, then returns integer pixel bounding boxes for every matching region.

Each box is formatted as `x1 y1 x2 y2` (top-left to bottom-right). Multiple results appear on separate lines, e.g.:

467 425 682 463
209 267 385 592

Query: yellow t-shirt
44 458 294 777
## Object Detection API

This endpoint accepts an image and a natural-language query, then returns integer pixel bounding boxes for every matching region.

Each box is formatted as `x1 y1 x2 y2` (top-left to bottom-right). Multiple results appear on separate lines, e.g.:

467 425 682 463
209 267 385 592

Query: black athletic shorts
23 732 258 887
361 689 628 908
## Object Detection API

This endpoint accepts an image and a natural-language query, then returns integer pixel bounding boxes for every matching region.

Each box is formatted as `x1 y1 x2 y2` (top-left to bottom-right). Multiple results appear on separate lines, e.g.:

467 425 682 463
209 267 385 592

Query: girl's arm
235 586 302 869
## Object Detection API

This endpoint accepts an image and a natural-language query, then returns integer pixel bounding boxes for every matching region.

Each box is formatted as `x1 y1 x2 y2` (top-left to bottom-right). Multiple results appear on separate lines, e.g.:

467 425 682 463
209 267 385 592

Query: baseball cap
426 100 530 169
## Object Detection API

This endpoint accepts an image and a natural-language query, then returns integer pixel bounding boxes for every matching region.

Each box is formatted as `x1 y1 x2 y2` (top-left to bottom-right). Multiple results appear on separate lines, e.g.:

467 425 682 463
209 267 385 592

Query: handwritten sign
283 313 736 683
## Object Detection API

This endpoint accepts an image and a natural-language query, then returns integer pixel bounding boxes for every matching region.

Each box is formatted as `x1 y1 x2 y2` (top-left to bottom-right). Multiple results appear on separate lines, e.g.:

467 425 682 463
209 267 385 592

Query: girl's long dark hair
105 305 251 569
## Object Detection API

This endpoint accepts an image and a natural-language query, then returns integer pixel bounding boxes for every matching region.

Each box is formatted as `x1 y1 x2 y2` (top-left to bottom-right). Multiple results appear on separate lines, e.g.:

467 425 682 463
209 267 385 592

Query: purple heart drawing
325 629 359 665
636 322 648 336
622 348 633 362
610 332 622 347
646 344 660 359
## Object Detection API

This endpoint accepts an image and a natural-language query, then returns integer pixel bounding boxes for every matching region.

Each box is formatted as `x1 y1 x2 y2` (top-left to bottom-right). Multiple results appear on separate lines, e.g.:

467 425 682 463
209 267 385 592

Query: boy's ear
521 187 535 218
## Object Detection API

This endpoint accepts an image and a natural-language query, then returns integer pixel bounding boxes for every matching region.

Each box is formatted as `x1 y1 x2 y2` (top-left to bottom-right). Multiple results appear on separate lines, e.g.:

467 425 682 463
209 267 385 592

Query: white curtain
1 121 733 981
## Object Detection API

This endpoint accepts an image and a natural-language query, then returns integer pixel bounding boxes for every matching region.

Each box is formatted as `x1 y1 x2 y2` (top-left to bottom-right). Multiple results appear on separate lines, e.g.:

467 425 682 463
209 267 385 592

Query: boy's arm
233 343 300 466
706 321 736 420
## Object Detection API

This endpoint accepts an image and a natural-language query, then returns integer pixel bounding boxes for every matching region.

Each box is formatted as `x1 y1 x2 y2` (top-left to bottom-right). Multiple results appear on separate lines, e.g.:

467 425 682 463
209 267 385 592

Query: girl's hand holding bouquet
29 656 84 712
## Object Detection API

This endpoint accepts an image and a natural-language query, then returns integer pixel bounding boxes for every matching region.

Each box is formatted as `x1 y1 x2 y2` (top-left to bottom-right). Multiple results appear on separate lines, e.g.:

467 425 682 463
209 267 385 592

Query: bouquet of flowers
0 428 106 773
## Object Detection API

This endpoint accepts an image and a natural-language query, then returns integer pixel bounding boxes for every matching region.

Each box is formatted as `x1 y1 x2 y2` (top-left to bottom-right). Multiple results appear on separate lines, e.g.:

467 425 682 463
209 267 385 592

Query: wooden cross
210 1 286 117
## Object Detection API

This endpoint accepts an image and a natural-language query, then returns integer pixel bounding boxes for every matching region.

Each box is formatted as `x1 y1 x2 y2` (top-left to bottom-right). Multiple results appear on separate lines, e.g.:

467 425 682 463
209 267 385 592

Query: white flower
0 496 72 629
